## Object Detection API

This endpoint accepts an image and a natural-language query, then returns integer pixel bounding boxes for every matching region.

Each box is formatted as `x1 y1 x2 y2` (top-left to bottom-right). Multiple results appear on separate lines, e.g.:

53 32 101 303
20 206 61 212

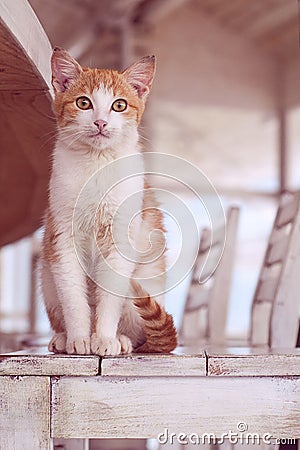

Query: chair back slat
180 206 239 344
256 278 278 302
251 193 300 347
266 234 289 265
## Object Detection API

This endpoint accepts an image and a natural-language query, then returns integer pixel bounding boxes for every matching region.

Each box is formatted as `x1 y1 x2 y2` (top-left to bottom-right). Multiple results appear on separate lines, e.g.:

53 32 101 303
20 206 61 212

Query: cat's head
51 48 156 150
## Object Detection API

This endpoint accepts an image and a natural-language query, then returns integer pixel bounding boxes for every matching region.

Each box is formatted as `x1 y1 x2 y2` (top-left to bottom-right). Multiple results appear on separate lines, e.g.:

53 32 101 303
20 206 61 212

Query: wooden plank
0 90 55 245
52 376 300 439
180 307 208 341
277 197 298 227
266 235 289 265
208 206 239 342
0 347 99 376
0 0 55 245
101 350 206 376
251 301 272 346
270 201 300 348
197 244 223 282
0 0 52 91
256 278 278 302
206 348 300 376
0 376 50 449
250 195 300 347
185 284 209 309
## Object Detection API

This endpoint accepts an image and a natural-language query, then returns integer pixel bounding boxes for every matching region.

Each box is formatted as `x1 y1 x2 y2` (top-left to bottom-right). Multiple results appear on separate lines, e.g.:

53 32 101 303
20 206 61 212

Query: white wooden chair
181 193 300 350
180 206 239 344
250 192 300 348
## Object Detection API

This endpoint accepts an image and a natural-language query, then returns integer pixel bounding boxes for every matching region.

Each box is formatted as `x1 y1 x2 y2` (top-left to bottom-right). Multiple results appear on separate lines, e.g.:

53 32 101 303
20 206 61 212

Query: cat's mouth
90 131 110 139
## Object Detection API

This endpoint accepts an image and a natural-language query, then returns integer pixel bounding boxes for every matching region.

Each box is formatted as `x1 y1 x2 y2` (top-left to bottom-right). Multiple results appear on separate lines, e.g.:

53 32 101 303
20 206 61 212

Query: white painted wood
180 305 208 342
0 375 50 449
266 234 289 264
251 193 300 347
256 278 278 302
206 347 300 376
101 350 206 376
208 207 239 342
0 347 99 375
52 376 300 439
277 196 298 227
270 197 300 348
250 302 272 346
180 207 239 345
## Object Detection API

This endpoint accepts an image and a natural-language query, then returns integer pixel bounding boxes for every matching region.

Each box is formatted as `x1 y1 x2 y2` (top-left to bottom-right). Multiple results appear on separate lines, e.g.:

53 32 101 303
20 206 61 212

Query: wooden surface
52 376 300 439
0 0 55 245
0 346 299 443
101 350 206 376
0 375 50 449
0 347 99 375
206 347 300 376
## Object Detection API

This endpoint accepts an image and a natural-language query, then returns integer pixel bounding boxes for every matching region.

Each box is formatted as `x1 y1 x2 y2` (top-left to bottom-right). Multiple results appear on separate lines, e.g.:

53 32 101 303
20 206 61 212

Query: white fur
42 85 165 356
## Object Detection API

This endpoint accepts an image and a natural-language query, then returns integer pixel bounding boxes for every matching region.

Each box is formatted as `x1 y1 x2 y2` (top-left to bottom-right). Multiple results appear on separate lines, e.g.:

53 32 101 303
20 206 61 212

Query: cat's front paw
91 334 122 356
66 336 91 355
48 332 67 353
118 334 133 354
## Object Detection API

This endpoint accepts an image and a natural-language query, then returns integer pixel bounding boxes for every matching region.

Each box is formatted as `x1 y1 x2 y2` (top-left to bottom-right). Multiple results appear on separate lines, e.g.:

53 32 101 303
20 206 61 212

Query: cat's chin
88 133 113 150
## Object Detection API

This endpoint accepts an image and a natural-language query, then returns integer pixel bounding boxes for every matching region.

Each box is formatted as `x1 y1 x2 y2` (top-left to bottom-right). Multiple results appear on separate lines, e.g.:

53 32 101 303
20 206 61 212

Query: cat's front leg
91 294 125 356
51 235 91 355
91 253 134 356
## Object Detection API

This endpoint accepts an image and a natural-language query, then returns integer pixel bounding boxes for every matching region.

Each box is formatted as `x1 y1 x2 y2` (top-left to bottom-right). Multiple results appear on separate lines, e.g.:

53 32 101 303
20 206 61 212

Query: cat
41 47 177 356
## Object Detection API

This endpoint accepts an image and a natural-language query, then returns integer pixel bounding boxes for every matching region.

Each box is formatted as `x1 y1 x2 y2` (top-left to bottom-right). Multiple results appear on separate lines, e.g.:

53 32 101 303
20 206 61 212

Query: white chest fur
49 138 145 249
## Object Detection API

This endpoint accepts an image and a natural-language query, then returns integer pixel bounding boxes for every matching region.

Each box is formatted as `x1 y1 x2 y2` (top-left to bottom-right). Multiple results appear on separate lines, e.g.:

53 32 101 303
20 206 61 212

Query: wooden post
0 376 51 449
277 62 288 193
278 104 287 193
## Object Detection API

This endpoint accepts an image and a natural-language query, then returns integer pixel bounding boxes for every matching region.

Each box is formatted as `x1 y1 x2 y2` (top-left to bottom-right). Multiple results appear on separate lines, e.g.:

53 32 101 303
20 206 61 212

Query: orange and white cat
41 48 177 356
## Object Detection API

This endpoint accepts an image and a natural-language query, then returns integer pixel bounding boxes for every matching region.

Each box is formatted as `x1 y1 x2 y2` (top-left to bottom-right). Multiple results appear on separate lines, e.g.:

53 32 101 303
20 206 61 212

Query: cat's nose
94 119 108 131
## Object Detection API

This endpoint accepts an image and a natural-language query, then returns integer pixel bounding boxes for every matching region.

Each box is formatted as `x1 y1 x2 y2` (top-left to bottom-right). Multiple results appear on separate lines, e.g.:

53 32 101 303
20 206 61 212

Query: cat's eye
111 99 127 112
76 96 93 110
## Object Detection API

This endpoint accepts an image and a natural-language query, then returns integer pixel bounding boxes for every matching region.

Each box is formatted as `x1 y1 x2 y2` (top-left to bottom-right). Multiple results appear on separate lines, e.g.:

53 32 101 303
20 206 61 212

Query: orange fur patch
42 209 61 264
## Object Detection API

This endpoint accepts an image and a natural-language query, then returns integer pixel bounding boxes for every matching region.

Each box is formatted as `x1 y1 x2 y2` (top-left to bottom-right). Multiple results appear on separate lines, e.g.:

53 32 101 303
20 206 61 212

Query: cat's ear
51 47 82 93
122 55 156 101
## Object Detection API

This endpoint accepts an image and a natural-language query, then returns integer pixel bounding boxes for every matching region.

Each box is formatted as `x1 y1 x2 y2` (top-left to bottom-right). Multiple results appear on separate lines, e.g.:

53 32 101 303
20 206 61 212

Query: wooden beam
52 376 300 439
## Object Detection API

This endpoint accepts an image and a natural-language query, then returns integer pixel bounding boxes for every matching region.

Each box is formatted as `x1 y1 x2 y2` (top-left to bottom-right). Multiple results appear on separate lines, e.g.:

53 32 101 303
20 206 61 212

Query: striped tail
130 279 177 353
